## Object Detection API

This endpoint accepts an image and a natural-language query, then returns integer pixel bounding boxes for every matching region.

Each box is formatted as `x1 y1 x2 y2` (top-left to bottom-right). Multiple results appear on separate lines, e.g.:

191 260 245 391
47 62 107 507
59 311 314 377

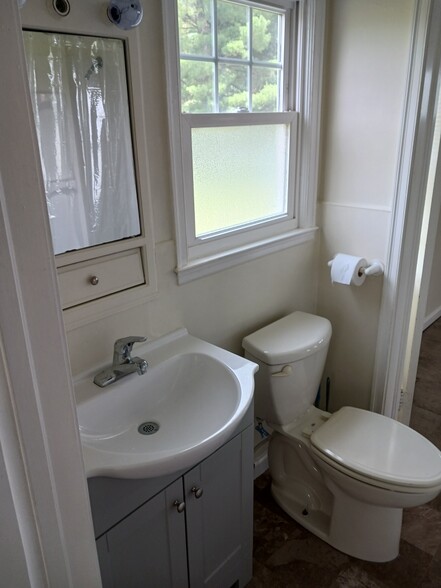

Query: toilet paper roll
330 253 367 286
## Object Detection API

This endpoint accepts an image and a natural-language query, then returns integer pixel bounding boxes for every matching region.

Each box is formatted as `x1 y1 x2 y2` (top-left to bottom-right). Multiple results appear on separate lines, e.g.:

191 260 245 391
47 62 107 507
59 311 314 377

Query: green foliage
178 0 212 56
178 0 282 113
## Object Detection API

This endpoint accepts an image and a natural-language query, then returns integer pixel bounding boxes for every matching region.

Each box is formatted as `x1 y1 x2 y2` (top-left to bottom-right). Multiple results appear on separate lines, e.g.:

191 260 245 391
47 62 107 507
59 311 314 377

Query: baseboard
424 305 441 330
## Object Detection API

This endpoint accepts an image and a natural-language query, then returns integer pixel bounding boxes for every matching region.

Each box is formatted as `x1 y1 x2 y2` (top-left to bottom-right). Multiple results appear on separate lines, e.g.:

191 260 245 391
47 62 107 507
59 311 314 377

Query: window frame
163 0 326 284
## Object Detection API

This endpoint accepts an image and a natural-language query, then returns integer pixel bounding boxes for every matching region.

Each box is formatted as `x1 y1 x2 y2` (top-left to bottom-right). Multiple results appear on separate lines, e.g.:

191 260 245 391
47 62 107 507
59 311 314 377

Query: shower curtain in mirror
23 32 140 255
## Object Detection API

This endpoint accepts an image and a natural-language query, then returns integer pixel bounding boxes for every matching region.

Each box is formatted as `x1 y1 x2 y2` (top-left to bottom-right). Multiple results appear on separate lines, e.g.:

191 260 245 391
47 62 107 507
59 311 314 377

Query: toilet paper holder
327 258 384 277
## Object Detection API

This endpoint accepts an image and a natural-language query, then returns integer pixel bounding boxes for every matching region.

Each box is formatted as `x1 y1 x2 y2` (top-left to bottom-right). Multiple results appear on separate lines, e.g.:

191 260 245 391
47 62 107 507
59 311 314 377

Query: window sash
180 111 298 256
178 0 291 114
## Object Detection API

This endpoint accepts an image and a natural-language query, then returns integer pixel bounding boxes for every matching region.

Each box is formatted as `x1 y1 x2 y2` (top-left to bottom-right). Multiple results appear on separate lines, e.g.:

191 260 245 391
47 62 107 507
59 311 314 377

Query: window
163 0 325 283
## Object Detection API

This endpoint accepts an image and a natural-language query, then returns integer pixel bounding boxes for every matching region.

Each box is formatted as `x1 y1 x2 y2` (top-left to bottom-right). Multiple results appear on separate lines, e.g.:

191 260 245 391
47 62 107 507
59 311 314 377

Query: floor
248 318 441 587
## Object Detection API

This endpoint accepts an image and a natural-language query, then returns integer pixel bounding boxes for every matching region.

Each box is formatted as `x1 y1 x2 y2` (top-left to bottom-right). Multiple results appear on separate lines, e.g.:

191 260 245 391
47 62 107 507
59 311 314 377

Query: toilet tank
242 312 332 426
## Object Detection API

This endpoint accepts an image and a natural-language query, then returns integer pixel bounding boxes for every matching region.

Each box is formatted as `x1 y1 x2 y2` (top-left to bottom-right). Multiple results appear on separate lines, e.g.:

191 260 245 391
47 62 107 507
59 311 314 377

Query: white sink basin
75 329 257 479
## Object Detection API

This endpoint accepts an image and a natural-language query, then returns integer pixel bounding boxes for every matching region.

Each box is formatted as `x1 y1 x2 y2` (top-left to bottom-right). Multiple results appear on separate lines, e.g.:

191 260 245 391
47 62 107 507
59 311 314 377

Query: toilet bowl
243 311 441 562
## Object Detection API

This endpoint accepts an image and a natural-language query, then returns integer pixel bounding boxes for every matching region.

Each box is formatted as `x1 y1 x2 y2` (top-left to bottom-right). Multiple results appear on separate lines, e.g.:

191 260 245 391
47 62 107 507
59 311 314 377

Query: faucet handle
113 336 147 363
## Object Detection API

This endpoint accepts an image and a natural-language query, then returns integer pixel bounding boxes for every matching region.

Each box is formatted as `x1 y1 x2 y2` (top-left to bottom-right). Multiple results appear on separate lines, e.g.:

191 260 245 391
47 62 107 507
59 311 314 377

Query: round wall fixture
52 0 70 17
107 0 143 30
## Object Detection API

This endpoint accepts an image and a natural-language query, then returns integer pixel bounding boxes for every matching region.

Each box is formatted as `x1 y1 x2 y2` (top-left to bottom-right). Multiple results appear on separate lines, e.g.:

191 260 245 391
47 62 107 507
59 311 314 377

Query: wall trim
319 201 393 213
424 305 441 329
0 1 101 584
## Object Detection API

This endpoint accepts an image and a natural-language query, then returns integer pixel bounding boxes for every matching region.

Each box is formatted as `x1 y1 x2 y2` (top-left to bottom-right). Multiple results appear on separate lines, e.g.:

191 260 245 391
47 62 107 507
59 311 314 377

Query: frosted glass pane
191 125 290 237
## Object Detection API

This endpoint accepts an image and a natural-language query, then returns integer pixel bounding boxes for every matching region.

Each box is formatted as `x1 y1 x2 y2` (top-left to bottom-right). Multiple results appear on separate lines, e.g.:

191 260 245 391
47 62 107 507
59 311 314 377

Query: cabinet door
99 479 188 588
184 429 254 588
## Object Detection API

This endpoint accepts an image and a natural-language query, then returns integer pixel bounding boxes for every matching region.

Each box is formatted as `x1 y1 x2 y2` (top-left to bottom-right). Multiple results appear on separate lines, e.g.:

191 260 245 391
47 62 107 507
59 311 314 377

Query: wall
65 0 319 376
21 0 416 417
425 205 441 326
317 0 415 410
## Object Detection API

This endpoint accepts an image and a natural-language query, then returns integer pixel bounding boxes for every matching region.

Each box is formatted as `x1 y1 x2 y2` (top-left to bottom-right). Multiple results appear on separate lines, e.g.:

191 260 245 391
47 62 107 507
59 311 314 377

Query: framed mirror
23 31 141 255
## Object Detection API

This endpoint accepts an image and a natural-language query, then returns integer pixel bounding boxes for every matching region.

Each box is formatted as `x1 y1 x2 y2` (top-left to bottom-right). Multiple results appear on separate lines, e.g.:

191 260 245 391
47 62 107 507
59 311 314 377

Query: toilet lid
242 311 332 364
310 407 441 488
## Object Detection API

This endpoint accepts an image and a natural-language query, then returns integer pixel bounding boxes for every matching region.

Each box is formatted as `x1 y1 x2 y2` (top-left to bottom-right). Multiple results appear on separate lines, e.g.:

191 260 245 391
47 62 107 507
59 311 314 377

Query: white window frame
163 0 326 284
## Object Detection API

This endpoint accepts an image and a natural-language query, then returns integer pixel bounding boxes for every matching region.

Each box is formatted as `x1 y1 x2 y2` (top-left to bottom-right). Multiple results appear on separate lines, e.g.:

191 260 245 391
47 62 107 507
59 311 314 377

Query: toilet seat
310 407 441 493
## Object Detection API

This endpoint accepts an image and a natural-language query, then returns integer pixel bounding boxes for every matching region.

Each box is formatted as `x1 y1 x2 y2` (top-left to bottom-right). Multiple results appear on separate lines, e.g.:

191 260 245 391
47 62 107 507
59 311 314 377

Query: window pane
218 63 248 112
252 67 280 112
178 0 286 114
180 59 215 113
252 8 282 63
178 0 213 57
217 0 248 59
191 124 290 237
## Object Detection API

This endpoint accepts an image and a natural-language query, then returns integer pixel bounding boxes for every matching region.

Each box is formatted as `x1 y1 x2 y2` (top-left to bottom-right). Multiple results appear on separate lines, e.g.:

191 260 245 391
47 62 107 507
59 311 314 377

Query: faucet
93 336 148 387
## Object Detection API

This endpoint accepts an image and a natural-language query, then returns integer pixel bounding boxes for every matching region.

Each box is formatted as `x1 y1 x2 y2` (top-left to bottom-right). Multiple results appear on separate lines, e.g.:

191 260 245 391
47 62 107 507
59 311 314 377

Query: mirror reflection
23 31 141 255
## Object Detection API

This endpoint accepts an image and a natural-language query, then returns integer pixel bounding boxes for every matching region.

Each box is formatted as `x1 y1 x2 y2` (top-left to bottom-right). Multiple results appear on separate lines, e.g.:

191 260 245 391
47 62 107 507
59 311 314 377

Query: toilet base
269 422 403 562
271 476 402 562
271 481 331 542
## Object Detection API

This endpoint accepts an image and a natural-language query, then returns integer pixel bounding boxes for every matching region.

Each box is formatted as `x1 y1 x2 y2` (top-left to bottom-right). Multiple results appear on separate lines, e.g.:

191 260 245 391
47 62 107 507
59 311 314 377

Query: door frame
370 0 441 421
0 1 101 585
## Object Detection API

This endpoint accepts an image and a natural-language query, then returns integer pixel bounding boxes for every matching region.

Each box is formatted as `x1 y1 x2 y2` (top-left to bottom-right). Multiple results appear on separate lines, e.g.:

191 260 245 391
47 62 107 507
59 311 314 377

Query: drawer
58 249 145 309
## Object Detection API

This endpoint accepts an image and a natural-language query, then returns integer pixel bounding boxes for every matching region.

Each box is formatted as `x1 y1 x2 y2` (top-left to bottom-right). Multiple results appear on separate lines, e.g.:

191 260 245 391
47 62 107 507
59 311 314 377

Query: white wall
317 0 415 410
425 205 441 326
19 0 417 416
65 0 320 376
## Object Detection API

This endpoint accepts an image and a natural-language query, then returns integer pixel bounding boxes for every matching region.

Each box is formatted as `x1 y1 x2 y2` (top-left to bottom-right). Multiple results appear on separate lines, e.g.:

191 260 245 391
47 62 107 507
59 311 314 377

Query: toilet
243 311 441 562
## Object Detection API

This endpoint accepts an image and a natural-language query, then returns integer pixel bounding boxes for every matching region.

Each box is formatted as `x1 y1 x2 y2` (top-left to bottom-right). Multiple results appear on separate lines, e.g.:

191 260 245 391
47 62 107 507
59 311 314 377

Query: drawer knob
191 486 203 499
89 275 99 286
173 500 186 513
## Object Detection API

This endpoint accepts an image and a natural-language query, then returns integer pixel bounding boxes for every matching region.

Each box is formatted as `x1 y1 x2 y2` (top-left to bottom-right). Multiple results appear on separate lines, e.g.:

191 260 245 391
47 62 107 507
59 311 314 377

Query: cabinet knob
191 486 203 499
173 499 186 513
89 275 99 286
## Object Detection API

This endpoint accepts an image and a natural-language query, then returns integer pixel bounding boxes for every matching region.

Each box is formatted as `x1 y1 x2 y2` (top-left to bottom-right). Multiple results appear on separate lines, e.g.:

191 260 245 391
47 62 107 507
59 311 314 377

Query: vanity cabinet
88 408 254 588
96 479 188 587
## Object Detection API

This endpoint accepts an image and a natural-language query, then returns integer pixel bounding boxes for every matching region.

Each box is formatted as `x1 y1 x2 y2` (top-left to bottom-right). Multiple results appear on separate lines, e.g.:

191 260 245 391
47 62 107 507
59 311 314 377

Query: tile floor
248 318 441 587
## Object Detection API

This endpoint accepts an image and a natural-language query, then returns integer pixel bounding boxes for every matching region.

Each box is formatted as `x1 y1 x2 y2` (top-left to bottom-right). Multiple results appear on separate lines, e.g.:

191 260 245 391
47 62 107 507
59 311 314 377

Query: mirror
23 31 141 255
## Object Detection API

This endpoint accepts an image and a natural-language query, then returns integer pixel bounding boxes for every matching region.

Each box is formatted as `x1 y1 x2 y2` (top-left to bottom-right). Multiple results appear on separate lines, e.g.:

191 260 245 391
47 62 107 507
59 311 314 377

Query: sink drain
138 421 160 435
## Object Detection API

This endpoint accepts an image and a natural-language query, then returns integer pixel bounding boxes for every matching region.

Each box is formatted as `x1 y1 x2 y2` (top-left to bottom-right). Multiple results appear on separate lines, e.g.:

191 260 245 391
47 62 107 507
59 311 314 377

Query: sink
75 328 258 479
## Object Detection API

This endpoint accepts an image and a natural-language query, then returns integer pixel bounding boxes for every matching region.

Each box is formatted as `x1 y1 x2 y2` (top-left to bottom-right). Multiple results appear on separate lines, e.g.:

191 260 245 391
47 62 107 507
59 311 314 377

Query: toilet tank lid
242 311 332 365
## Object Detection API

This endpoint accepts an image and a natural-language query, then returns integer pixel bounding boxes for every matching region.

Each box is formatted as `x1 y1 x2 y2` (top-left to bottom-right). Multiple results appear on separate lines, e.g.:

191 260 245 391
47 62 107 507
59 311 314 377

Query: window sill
175 227 318 285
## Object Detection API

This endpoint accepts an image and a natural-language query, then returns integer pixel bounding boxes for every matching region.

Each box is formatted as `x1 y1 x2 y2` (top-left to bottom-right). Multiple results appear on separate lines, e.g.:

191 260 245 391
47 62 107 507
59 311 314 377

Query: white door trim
399 103 441 424
0 1 101 585
371 0 441 420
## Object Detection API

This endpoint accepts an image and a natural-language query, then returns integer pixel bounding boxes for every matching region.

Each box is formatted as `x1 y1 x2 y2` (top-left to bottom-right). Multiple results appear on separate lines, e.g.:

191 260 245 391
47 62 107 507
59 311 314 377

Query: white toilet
243 311 441 562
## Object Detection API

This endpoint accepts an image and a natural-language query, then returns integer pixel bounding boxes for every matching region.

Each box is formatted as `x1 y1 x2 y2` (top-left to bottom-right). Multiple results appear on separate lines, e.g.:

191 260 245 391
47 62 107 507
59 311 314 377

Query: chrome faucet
93 336 148 387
